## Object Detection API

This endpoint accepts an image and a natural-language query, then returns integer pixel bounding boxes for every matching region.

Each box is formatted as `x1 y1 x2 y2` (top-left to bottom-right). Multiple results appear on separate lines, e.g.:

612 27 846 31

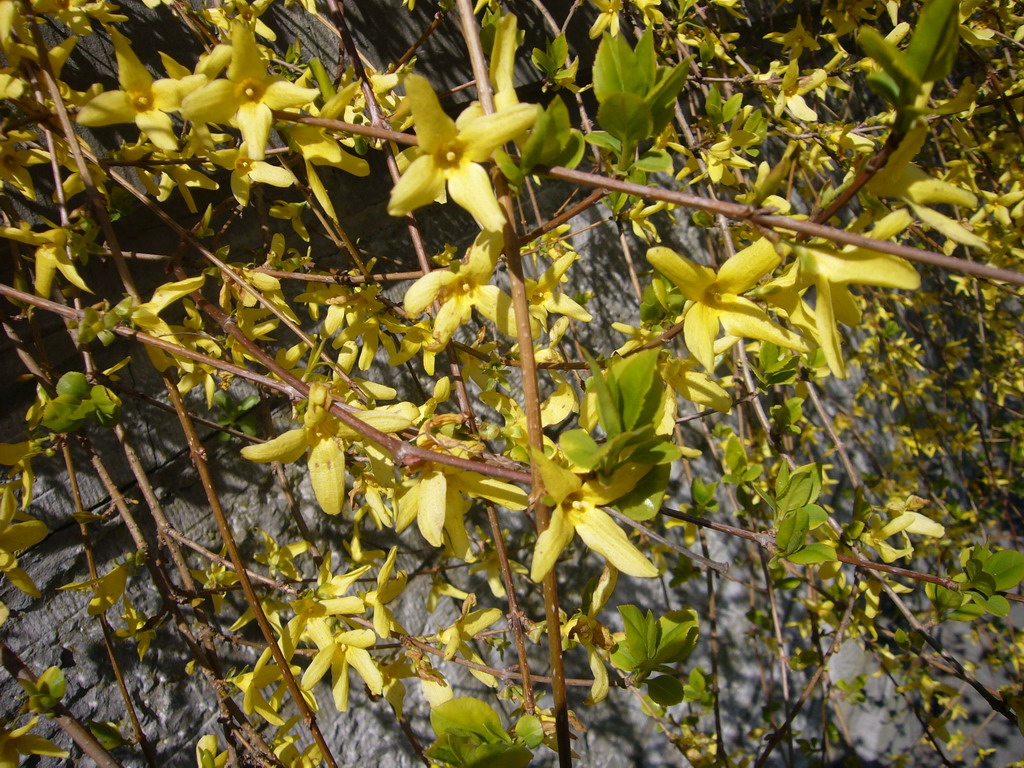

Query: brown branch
0 282 534 484
272 113 1024 286
754 576 861 768
538 165 1024 287
163 380 340 768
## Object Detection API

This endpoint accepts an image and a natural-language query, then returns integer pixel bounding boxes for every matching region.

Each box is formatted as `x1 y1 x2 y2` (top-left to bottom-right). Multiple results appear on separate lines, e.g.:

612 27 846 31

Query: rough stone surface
2 4 1021 768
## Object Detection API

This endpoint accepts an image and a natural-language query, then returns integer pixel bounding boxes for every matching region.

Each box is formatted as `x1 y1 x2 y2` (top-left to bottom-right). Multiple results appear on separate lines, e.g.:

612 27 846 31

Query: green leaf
38 666 66 701
494 148 524 187
653 609 699 664
776 465 821 513
979 593 1010 617
89 721 127 750
927 583 963 613
984 550 1024 592
553 129 586 169
683 667 706 699
560 429 603 470
632 149 673 173
646 674 685 706
615 464 670 521
519 102 554 173
56 371 89 399
431 697 504 741
722 93 743 124
515 715 544 749
776 508 810 555
615 604 650 669
594 34 648 101
865 70 901 106
632 30 657 95
585 131 622 155
787 542 837 565
89 385 122 428
584 350 623 436
705 85 723 125
42 395 87 433
691 478 717 508
598 92 653 151
858 27 920 103
948 602 985 622
611 349 660 430
646 63 687 131
531 47 554 74
905 0 961 82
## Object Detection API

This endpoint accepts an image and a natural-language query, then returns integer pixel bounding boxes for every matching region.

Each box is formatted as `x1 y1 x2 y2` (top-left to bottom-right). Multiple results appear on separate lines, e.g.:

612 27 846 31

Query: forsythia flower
589 0 623 38
387 74 537 232
762 211 920 378
530 449 658 582
181 24 318 159
647 238 807 371
403 230 520 348
240 382 416 516
209 143 294 207
76 27 201 150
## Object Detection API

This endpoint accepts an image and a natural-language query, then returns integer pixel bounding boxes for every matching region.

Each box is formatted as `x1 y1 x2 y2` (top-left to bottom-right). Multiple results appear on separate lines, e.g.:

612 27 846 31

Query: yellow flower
0 717 69 765
0 130 48 201
396 454 528 562
285 82 370 221
403 231 521 348
530 450 658 582
774 61 827 122
589 0 623 38
761 211 919 378
209 143 294 207
525 250 593 327
387 74 537 232
763 16 820 58
647 238 807 371
240 383 416 516
180 24 318 159
300 621 383 712
363 546 407 639
0 223 90 298
76 27 201 150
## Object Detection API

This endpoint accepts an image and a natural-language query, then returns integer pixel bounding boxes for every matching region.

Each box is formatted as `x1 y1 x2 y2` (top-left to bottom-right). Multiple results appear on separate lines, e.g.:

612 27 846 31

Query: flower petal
683 302 720 371
235 101 273 159
262 79 319 111
530 505 575 583
240 428 308 464
531 447 583 505
404 74 457 154
647 246 714 303
404 270 456 316
248 161 294 187
346 646 384 695
309 436 346 516
574 506 658 578
135 109 178 150
447 162 505 232
718 296 807 352
417 470 447 547
803 244 920 290
459 102 539 161
110 27 152 93
76 90 135 126
717 237 780 294
180 79 237 125
388 155 446 218
813 277 847 379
